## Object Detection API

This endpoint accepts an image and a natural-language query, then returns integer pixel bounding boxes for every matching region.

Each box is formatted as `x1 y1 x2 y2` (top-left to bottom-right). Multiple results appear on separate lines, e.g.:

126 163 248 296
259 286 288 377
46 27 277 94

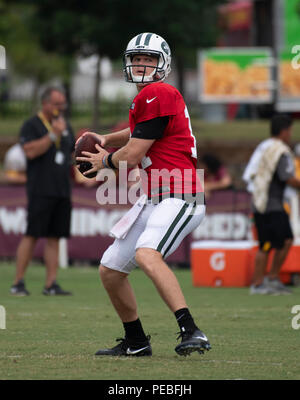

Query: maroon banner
0 185 189 264
192 190 252 241
0 185 252 264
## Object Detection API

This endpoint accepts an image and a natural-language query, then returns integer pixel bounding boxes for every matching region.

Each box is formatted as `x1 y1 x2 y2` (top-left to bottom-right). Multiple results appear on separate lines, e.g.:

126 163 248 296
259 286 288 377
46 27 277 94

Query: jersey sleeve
131 116 169 140
134 84 177 124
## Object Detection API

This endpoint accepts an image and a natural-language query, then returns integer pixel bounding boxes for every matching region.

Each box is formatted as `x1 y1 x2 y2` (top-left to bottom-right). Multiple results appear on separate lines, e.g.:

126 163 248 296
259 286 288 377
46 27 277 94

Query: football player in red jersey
76 33 211 357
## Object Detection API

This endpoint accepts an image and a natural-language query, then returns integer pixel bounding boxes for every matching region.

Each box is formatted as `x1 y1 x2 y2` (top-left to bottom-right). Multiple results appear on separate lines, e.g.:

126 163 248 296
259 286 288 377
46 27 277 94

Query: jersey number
184 106 197 159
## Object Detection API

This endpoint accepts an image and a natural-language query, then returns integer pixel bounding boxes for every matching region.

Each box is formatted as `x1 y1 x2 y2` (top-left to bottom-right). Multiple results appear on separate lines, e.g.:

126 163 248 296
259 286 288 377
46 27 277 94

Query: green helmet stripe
144 33 152 46
135 34 143 46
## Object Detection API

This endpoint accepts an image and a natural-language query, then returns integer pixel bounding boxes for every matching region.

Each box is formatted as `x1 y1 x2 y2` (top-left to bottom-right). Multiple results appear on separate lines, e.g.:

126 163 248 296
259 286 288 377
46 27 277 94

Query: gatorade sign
191 240 254 287
210 252 225 271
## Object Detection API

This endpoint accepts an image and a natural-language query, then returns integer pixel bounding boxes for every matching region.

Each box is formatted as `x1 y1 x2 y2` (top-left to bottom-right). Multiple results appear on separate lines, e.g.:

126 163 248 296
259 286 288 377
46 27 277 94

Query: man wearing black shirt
10 87 75 296
245 115 300 295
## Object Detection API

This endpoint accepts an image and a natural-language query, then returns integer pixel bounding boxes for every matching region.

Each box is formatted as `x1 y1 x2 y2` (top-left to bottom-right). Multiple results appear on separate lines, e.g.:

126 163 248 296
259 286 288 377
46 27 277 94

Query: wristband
102 155 109 169
48 131 57 142
107 153 118 170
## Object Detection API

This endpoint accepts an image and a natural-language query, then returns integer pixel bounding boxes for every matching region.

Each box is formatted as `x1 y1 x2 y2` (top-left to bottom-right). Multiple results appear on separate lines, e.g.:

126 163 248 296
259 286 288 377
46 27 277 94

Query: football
75 134 103 178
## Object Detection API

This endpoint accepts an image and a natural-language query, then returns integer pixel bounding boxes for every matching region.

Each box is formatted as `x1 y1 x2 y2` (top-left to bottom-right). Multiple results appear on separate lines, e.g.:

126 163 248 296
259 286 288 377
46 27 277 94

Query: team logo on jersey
130 102 135 110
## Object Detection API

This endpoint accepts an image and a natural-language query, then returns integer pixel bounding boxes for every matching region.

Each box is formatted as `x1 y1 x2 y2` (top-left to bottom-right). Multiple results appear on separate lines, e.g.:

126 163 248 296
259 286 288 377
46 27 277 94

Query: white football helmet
123 32 171 83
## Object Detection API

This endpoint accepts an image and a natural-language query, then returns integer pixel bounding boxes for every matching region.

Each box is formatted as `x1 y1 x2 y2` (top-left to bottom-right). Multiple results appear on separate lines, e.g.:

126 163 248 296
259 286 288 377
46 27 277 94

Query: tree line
0 0 224 128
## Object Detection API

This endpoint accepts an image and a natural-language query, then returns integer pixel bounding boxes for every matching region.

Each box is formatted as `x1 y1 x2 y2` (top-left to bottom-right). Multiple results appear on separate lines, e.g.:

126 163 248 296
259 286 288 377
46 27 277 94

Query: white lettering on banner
0 206 250 240
232 213 249 239
70 209 127 236
192 213 250 240
0 208 26 234
211 214 229 239
210 252 225 271
0 207 127 237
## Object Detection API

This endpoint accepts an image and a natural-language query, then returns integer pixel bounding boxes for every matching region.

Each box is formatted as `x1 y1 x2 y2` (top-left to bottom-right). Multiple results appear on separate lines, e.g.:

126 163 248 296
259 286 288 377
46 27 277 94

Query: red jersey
129 82 203 198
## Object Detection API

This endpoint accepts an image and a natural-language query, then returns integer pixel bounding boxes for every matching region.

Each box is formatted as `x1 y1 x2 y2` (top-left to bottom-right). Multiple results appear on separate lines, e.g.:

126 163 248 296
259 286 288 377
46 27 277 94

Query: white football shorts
100 197 205 274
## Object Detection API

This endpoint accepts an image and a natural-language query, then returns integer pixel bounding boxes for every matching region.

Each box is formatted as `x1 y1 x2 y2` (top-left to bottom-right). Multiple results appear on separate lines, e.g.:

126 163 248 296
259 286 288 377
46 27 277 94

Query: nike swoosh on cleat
126 346 149 355
194 334 209 341
146 97 157 103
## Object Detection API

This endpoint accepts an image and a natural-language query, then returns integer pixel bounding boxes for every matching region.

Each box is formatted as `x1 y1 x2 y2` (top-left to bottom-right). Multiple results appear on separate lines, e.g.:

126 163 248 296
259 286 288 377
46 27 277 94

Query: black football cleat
10 279 30 296
42 281 72 296
95 336 152 357
175 328 211 356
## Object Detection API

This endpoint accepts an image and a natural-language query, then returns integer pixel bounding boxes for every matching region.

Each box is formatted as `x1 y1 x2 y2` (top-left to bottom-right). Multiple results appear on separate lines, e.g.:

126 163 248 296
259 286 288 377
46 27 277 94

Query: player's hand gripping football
76 143 109 176
75 131 107 148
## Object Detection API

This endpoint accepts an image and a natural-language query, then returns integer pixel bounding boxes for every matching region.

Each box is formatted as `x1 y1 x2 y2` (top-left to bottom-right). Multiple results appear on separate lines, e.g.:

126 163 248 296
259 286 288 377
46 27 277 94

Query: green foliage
1 0 225 123
0 3 67 84
14 0 224 63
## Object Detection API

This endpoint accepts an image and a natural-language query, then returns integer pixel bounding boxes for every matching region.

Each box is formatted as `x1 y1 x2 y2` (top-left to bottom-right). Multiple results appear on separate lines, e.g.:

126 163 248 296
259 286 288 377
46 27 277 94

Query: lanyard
37 111 61 149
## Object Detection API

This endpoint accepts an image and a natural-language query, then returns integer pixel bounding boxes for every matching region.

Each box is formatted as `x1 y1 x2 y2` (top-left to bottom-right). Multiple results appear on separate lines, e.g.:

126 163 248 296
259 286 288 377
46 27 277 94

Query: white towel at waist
109 194 147 239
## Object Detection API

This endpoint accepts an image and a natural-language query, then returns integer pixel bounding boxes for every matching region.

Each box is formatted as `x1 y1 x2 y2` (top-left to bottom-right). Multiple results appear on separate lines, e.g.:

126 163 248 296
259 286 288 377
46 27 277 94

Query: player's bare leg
96 264 151 356
135 247 211 356
135 248 187 312
99 265 138 322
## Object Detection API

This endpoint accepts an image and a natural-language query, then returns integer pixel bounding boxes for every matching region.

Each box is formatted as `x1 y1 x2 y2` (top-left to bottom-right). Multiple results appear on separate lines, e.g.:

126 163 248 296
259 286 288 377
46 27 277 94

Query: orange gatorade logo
210 252 225 271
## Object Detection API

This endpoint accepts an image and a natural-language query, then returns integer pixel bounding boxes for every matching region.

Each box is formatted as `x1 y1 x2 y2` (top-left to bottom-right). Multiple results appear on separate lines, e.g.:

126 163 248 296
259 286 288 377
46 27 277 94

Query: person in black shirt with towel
10 87 75 296
244 115 300 295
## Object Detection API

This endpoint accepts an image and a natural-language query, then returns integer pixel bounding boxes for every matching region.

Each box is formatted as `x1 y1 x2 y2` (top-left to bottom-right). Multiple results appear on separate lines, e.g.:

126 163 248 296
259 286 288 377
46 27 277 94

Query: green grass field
0 262 300 380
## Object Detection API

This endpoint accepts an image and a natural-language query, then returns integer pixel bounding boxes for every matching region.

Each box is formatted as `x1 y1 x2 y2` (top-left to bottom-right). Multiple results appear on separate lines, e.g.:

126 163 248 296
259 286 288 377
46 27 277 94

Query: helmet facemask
123 33 171 84
123 50 167 83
